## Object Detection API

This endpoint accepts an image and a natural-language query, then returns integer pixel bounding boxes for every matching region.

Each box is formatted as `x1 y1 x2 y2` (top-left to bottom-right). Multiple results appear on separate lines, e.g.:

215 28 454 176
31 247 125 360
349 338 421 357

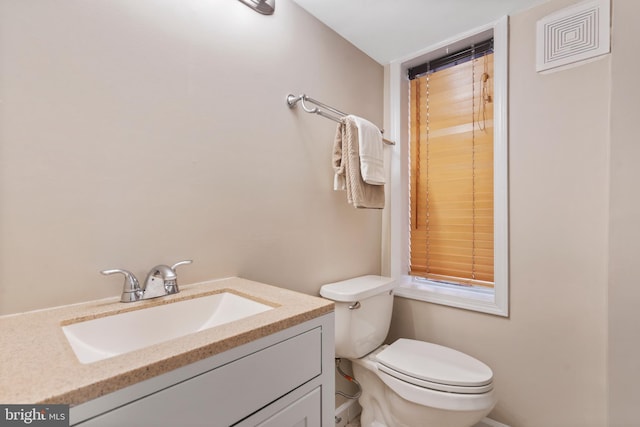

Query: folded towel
333 124 346 191
352 115 386 185
332 116 385 209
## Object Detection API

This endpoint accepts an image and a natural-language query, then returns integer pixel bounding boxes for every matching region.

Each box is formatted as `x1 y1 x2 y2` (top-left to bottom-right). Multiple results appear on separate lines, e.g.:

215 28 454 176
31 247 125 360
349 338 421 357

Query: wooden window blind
409 51 495 288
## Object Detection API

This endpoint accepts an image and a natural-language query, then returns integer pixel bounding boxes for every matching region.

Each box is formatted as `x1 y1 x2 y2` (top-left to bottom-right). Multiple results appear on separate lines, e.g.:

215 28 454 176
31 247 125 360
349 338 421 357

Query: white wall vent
536 0 610 72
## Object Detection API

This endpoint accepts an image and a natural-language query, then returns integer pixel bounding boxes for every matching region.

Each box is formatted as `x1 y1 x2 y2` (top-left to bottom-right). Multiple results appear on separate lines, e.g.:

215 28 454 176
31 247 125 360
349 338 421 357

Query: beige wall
0 0 384 315
608 0 640 425
5 0 638 424
388 1 610 426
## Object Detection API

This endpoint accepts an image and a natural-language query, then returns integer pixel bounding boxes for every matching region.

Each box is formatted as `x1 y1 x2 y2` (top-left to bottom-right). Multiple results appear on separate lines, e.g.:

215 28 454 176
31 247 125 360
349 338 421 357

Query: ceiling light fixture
238 0 275 15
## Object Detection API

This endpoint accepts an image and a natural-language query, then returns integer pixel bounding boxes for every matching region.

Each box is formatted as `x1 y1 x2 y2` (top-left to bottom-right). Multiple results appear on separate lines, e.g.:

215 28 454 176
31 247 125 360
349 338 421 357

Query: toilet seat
378 364 493 394
375 366 496 412
376 339 493 394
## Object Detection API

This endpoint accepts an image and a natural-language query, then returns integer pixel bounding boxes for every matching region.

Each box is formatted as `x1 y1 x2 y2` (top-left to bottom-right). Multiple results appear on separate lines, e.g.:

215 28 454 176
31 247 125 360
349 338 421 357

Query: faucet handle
164 260 192 295
100 269 142 303
171 260 193 271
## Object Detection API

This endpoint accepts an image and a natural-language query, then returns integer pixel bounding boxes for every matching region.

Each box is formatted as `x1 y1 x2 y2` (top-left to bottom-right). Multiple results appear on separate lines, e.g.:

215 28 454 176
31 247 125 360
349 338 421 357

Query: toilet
320 275 497 427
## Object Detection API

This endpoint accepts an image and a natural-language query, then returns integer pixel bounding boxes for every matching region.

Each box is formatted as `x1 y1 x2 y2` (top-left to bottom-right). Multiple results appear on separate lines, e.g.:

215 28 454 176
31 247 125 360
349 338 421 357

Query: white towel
332 116 385 209
351 115 385 185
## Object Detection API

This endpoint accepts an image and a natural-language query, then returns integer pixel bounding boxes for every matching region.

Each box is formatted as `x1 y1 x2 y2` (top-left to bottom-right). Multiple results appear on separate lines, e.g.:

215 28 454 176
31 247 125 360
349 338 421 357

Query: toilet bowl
320 275 497 427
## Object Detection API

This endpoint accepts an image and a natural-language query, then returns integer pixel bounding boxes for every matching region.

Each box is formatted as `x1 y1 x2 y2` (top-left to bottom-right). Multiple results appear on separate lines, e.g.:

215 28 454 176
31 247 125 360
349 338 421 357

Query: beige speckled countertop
0 277 333 406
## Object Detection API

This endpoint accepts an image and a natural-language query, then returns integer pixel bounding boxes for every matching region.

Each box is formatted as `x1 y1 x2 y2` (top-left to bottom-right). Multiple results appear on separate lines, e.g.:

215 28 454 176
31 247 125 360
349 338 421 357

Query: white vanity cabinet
70 313 334 427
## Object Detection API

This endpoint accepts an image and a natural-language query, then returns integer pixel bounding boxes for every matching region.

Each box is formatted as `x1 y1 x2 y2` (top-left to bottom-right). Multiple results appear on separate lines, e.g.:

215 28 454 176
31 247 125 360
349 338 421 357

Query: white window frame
387 17 509 317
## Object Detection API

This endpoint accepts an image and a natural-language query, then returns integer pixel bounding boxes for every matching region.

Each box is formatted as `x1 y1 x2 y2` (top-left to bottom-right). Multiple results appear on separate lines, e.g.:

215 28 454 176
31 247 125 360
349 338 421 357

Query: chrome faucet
101 260 193 303
100 269 142 302
143 261 192 298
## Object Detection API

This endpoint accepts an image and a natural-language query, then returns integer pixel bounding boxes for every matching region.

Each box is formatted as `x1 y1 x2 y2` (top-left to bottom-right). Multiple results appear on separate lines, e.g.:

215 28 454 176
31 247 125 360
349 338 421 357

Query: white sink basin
62 292 274 364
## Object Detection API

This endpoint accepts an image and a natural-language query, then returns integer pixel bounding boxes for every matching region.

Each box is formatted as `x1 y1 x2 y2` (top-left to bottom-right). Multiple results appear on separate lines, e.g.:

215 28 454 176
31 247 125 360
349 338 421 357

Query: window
388 19 508 316
409 43 495 287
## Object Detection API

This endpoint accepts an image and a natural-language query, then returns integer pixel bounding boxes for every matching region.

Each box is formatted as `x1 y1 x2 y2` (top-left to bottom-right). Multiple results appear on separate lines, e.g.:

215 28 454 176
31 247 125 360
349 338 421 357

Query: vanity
0 277 335 427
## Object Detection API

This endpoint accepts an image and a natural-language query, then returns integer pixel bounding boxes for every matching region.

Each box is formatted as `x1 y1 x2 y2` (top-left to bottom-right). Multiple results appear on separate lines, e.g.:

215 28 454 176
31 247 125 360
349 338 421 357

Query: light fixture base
238 0 275 15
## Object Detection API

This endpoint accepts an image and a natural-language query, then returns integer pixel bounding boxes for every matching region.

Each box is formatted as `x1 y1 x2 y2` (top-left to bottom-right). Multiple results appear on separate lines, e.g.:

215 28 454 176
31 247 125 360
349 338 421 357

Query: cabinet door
255 388 321 427
75 328 321 427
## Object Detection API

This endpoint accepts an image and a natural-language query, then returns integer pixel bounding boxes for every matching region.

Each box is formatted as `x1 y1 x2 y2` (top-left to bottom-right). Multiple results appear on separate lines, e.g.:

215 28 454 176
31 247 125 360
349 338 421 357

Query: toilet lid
376 339 493 390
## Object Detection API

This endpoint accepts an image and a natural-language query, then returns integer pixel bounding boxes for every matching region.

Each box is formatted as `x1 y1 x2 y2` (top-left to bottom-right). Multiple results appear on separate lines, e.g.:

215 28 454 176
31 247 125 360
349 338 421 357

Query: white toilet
320 275 497 427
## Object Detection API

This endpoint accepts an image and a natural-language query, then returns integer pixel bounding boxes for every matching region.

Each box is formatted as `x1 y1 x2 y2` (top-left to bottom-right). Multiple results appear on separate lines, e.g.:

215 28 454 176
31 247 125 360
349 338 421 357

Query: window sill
394 276 509 317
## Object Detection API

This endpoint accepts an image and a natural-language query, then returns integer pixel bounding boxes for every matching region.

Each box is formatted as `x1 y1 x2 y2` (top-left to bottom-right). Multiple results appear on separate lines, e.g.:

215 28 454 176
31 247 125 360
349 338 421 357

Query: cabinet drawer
77 327 322 426
255 387 321 427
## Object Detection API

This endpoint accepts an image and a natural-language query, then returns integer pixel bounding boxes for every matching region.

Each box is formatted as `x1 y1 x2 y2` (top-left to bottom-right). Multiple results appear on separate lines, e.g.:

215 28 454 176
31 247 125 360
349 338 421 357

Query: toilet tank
320 275 398 359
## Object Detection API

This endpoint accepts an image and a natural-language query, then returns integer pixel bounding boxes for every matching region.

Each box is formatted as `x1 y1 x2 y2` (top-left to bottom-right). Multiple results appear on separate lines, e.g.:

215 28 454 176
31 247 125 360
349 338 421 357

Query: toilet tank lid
320 275 397 302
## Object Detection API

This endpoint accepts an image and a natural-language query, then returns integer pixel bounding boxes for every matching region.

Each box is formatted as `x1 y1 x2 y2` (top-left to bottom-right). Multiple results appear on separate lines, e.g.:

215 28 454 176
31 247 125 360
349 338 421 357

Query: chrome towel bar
286 93 395 146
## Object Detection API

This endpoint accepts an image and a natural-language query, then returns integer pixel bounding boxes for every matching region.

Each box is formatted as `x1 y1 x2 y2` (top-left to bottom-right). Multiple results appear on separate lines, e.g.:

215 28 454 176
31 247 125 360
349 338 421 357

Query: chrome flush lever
348 301 361 310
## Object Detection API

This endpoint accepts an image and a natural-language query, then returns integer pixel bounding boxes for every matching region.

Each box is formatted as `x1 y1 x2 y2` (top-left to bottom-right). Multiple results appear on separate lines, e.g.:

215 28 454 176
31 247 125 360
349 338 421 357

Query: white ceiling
292 0 548 64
